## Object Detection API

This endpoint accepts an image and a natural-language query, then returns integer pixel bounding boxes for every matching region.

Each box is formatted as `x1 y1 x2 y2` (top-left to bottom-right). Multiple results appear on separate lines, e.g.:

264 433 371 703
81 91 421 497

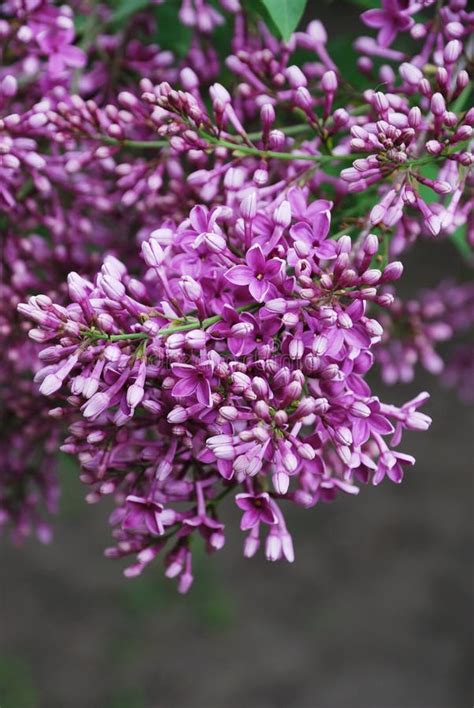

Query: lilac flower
361 1 415 47
235 493 277 530
123 496 165 536
37 26 86 75
224 244 283 302
171 360 215 407
373 450 415 485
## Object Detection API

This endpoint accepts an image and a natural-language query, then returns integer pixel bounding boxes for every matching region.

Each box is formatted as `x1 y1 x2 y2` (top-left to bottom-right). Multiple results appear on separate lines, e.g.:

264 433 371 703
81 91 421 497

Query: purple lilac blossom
0 0 472 592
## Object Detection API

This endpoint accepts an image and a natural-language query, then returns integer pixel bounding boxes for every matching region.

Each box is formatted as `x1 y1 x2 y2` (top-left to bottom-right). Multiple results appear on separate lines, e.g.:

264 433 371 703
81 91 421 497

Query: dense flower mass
1 0 472 590
19 195 433 587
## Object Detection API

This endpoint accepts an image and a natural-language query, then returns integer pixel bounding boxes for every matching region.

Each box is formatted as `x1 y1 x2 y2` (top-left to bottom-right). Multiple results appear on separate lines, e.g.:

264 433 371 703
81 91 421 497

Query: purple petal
311 212 331 243
172 378 198 398
387 463 404 483
246 244 266 273
260 506 278 526
315 242 337 259
217 460 234 480
264 259 283 279
196 379 212 407
352 418 369 446
249 278 270 302
345 327 371 349
289 222 312 243
378 22 397 47
361 9 387 28
171 363 196 379
306 199 333 217
235 493 253 511
62 45 87 68
325 329 344 356
240 509 260 530
228 336 256 357
146 512 164 535
370 414 394 435
224 265 254 285
189 204 209 233
395 452 416 466
347 299 365 321
197 360 214 378
287 187 307 217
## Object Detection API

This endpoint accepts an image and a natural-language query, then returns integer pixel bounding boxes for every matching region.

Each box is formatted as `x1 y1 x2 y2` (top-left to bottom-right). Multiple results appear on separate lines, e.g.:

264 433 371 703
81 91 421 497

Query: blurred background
1 1 473 706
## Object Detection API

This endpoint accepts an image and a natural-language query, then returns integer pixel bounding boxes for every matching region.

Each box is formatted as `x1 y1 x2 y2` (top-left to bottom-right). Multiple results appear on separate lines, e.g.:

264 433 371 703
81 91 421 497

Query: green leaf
250 0 307 42
154 2 193 57
450 224 471 261
344 0 375 8
451 85 472 114
107 0 149 26
416 162 439 204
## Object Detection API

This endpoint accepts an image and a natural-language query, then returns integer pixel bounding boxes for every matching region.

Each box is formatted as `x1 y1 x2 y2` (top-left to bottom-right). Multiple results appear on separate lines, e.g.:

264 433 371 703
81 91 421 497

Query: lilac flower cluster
19 193 433 590
1 0 473 587
376 280 474 384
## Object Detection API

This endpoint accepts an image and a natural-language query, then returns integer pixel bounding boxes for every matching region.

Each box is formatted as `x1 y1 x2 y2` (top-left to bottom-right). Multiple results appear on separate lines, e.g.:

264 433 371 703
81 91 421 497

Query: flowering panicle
19 193 433 590
1 0 472 589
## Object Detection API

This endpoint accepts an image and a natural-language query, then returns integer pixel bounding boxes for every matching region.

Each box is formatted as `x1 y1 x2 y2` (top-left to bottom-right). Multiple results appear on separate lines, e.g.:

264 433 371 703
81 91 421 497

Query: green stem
94 135 168 149
87 303 258 344
95 129 466 171
109 332 149 342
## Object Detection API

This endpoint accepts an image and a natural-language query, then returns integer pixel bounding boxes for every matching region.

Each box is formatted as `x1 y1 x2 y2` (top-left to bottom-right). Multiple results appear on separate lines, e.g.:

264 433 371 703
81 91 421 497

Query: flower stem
87 304 259 343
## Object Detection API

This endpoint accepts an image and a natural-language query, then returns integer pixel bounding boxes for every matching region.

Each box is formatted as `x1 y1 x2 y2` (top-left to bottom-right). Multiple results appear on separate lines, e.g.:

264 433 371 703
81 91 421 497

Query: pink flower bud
444 39 462 64
273 200 291 227
431 92 446 116
426 140 443 155
240 191 257 220
321 70 338 92
408 106 422 128
286 65 307 88
268 129 285 150
1 74 17 97
373 92 389 113
400 62 422 85
382 261 403 282
179 275 202 302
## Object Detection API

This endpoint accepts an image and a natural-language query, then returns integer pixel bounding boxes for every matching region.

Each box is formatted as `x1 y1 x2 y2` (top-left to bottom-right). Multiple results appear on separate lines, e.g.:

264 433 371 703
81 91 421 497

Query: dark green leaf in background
247 0 308 42
450 224 471 262
107 0 150 26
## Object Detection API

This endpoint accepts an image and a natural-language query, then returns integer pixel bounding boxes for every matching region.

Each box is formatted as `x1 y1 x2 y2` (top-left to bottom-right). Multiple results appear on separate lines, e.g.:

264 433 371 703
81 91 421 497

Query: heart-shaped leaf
253 0 308 42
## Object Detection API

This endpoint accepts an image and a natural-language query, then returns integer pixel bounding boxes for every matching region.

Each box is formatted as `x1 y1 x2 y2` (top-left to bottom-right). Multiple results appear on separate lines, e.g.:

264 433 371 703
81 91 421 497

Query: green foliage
450 224 471 261
107 0 150 26
343 0 375 8
245 0 308 41
153 1 193 57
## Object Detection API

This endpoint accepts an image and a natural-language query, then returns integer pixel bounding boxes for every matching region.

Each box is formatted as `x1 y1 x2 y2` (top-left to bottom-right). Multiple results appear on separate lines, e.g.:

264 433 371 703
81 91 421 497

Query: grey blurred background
1 1 473 705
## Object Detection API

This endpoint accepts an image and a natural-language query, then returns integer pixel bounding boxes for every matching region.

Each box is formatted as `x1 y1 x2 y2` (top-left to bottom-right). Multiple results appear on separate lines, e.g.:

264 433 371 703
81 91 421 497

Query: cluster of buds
342 88 473 237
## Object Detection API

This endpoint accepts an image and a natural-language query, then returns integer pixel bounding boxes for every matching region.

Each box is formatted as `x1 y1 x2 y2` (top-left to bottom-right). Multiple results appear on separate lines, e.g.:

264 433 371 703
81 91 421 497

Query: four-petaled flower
171 360 214 407
373 450 415 485
123 496 165 536
224 244 282 302
361 1 415 47
235 492 278 530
